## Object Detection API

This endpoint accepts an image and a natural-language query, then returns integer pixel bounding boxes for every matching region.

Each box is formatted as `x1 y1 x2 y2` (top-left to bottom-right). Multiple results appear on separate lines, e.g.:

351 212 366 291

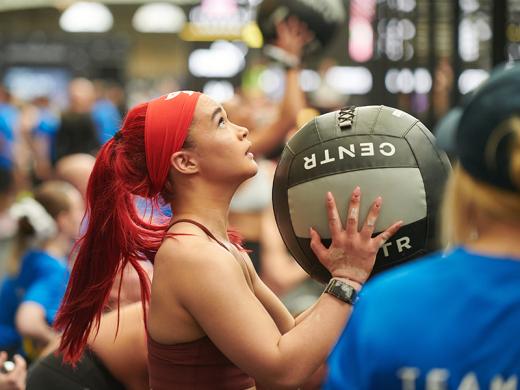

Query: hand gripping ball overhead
256 0 346 54
272 106 452 284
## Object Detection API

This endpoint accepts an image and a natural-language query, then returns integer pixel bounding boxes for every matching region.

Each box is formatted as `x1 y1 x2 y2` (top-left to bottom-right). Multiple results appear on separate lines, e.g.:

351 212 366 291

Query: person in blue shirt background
0 180 84 361
31 95 60 183
0 86 19 172
92 80 122 145
324 63 520 390
0 86 19 201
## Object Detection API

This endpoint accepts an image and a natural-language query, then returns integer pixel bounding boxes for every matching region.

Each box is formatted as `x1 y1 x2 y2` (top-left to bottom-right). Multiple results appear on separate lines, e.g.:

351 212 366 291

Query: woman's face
60 187 85 241
187 94 258 183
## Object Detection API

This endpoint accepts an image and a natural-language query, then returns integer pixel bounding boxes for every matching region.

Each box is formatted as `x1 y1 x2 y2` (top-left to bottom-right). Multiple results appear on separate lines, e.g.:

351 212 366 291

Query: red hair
54 102 167 363
55 93 244 364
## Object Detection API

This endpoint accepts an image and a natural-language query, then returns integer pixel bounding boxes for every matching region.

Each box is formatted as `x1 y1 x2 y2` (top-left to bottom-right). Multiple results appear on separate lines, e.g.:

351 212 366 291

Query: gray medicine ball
272 106 452 284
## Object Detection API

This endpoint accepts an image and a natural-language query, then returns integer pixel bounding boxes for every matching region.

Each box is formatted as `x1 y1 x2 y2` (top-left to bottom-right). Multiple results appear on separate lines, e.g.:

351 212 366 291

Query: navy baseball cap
455 62 520 192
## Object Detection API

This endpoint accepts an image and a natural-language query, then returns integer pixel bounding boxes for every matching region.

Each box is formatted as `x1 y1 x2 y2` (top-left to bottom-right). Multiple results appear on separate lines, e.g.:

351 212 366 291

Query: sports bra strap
168 218 229 252
166 218 254 290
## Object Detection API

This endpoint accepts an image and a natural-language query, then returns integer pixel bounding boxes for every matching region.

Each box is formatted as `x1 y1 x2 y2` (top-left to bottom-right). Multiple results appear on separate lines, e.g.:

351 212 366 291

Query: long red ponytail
54 103 168 363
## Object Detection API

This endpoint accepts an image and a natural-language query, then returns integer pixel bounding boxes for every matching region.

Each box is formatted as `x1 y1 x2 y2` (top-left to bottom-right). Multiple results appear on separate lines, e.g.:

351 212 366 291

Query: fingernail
309 227 314 234
353 186 360 197
327 192 333 201
375 196 382 207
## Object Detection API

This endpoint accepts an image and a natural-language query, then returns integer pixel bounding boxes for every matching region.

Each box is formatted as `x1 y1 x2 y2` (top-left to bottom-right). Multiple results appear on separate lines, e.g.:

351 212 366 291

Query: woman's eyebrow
211 106 223 122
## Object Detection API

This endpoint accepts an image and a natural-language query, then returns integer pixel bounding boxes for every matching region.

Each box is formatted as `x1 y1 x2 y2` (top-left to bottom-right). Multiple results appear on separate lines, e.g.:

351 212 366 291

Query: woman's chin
248 161 259 177
238 163 258 183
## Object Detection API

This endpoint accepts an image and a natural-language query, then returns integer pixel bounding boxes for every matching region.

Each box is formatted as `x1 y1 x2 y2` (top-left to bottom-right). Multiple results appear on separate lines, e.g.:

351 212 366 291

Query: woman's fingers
375 220 403 248
360 196 382 239
10 355 26 379
309 227 326 259
326 192 342 238
345 186 361 235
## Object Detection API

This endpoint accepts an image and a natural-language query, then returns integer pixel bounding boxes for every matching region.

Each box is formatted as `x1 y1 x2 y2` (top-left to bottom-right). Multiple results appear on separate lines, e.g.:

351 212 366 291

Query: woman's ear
170 150 199 174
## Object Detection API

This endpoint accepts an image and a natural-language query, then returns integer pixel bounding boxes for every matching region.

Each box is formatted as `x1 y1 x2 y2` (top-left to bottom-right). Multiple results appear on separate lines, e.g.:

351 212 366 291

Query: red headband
144 91 201 194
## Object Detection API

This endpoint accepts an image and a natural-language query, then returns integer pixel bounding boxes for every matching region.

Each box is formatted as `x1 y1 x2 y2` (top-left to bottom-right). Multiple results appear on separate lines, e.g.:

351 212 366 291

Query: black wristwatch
324 278 358 305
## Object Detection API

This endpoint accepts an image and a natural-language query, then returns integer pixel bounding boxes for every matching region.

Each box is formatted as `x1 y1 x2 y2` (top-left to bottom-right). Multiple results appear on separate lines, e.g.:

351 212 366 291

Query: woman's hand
0 352 26 390
274 16 314 61
309 187 402 285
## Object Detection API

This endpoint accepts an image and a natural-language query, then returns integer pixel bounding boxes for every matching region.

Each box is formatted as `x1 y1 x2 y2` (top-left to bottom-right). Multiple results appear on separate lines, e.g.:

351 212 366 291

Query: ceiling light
60 2 113 33
133 3 186 33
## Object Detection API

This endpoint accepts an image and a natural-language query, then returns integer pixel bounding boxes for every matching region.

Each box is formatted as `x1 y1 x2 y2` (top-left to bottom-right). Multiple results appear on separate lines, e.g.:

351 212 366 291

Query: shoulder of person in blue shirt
324 247 520 390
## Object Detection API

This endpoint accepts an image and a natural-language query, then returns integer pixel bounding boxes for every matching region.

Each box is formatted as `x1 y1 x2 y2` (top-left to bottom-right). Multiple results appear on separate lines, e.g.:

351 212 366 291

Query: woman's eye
218 117 226 128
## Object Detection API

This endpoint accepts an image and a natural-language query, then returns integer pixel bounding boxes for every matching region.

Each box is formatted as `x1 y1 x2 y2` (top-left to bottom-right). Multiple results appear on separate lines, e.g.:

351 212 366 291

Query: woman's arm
249 17 311 157
167 191 401 388
249 68 304 157
89 303 148 390
15 303 55 347
171 248 351 388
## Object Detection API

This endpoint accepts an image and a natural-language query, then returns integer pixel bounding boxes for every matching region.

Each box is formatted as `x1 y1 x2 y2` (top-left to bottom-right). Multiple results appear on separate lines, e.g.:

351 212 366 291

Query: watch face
327 279 357 304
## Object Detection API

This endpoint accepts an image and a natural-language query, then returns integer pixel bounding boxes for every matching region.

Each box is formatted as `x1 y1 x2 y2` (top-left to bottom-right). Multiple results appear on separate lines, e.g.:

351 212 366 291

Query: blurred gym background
0 0 518 130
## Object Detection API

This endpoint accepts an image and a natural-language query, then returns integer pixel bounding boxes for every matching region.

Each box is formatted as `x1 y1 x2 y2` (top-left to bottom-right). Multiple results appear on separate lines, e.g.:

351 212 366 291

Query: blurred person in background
0 86 19 180
27 302 148 390
92 80 123 145
309 57 349 113
27 233 152 390
227 17 310 276
53 78 100 163
324 63 520 390
0 85 19 209
105 81 127 118
54 153 96 201
0 86 21 276
0 181 84 362
29 96 60 184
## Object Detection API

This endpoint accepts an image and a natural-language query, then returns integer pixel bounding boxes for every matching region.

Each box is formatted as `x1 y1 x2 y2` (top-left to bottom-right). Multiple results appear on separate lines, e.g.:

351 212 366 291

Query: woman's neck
170 185 237 243
465 222 520 260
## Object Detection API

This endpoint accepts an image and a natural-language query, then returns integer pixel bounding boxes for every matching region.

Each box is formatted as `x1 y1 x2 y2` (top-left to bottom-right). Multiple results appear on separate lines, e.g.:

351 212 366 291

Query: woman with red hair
53 87 401 388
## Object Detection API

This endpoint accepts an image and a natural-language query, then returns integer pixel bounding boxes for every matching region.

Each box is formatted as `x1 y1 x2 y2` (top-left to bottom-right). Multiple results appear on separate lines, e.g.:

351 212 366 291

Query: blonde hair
441 117 520 247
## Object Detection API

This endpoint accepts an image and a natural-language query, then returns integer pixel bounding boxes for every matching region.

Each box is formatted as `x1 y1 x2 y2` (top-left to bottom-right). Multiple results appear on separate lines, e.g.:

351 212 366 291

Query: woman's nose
238 125 249 139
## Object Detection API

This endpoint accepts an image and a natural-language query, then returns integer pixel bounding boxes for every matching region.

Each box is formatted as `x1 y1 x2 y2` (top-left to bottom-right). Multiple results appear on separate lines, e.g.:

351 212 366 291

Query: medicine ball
272 106 452 284
256 0 346 54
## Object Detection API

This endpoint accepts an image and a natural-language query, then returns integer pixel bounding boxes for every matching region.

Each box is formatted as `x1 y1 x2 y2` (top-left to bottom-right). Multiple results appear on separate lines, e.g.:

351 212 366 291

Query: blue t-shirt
0 103 19 169
33 108 59 162
92 99 122 144
0 249 69 350
324 247 520 390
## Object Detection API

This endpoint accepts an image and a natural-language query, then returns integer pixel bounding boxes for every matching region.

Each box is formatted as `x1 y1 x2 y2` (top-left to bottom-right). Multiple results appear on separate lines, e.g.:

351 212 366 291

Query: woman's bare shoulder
155 227 237 273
